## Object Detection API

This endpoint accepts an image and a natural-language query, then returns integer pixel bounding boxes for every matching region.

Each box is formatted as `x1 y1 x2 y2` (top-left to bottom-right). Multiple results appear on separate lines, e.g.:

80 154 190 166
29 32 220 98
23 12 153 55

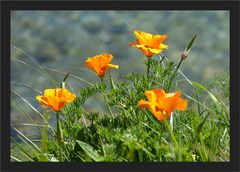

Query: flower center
155 106 167 116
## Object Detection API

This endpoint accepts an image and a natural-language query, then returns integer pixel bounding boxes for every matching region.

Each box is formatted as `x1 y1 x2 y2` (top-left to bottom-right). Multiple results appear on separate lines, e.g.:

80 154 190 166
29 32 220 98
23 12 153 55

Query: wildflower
138 88 187 122
130 30 168 58
36 88 76 112
85 53 119 77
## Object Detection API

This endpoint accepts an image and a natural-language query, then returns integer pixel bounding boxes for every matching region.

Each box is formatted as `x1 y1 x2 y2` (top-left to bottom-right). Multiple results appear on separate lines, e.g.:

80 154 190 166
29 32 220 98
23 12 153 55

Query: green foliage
12 55 229 162
10 31 229 162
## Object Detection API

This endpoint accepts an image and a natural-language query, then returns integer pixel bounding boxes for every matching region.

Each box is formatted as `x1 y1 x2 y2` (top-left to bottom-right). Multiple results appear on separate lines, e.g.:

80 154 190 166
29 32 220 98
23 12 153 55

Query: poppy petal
159 44 168 49
36 88 76 112
131 31 168 57
138 88 187 122
138 100 151 109
175 98 187 111
36 96 50 106
85 54 117 77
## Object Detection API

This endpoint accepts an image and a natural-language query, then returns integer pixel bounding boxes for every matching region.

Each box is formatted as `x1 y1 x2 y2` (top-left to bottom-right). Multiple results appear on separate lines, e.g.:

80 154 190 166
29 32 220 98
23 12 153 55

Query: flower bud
181 49 189 60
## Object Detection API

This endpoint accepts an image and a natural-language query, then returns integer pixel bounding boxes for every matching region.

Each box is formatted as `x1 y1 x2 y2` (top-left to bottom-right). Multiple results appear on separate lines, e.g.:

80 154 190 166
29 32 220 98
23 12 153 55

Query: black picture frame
1 1 239 172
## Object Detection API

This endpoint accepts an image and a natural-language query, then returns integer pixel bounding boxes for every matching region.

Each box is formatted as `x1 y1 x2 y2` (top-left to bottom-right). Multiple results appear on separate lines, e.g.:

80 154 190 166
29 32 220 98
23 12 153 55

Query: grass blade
10 156 22 162
11 127 42 153
11 90 46 122
11 137 34 161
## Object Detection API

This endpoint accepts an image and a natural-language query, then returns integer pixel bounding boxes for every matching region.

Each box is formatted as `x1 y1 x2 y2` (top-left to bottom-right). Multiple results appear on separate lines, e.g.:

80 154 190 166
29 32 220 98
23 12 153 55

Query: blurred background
10 11 229 138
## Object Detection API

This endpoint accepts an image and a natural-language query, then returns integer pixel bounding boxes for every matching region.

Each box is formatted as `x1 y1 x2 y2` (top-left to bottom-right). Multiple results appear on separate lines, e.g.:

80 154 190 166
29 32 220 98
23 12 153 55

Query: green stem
163 119 178 146
109 69 116 89
146 58 151 78
56 112 64 143
100 77 104 83
100 77 114 118
167 58 183 92
55 113 64 161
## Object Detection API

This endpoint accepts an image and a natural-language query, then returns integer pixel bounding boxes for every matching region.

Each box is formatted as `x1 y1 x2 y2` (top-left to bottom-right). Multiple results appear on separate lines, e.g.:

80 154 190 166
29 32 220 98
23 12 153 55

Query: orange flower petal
36 96 50 106
148 48 163 54
60 89 77 102
145 90 157 102
159 44 168 49
85 54 118 77
138 88 187 122
44 89 55 97
102 53 113 63
58 101 67 112
138 100 151 109
134 31 149 45
175 98 187 111
131 31 168 57
151 34 168 48
154 110 167 121
36 88 76 112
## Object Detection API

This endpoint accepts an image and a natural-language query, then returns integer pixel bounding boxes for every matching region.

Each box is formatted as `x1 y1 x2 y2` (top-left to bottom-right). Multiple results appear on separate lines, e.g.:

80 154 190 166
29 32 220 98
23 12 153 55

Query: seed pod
181 49 189 60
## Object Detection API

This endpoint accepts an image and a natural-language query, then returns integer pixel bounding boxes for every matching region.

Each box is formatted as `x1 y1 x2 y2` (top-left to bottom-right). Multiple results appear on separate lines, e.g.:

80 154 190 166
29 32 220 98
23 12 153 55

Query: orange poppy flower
85 53 119 77
138 88 187 122
36 88 76 112
130 30 168 58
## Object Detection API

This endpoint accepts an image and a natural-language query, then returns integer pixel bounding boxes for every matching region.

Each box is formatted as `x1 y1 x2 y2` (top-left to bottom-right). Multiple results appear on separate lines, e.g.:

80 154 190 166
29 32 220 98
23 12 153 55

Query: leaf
191 80 205 90
191 81 219 104
186 34 197 51
76 140 103 162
